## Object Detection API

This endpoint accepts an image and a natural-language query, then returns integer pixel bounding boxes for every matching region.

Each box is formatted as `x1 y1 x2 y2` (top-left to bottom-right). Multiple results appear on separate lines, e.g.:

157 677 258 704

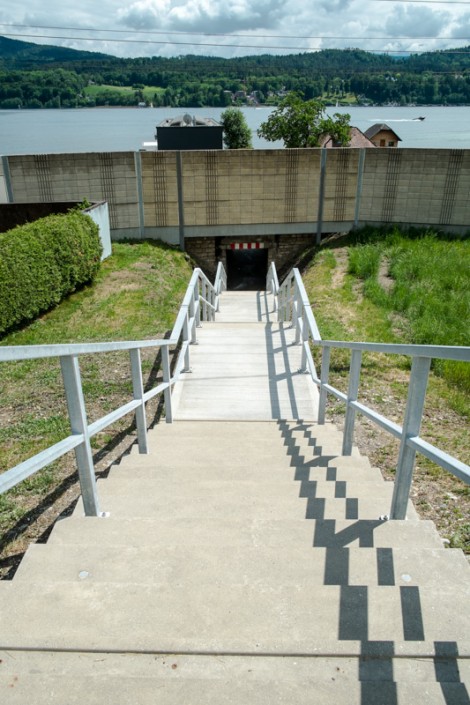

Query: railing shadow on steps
0 264 227 518
267 262 470 520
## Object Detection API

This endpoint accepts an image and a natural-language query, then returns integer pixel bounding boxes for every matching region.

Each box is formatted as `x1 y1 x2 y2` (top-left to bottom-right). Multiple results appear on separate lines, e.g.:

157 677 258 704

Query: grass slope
0 241 193 578
303 228 469 553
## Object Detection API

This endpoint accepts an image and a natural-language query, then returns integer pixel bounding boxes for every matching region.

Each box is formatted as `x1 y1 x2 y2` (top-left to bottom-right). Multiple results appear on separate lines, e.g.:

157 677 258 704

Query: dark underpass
226 248 269 291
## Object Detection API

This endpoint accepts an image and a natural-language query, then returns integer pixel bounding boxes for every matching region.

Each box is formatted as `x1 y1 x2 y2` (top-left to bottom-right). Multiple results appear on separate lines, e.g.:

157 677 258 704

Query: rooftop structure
155 114 223 150
364 123 402 148
319 126 376 149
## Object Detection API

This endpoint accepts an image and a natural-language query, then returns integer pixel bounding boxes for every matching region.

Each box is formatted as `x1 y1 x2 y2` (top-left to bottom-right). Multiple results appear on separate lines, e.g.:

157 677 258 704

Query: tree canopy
1 38 470 109
257 93 351 148
220 107 253 149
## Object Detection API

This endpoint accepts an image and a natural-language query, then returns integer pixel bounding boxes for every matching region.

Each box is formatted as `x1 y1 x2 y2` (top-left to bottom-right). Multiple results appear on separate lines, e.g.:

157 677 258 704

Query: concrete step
14 542 470 589
76 478 413 520
1 670 469 705
129 422 360 457
2 648 469 687
144 420 339 436
141 420 340 443
0 581 469 653
122 443 362 468
99 475 389 499
48 517 446 551
108 461 385 484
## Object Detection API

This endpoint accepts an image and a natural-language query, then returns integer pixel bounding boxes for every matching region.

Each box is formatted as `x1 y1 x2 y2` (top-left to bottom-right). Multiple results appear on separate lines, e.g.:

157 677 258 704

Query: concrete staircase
1 420 469 703
1 289 469 703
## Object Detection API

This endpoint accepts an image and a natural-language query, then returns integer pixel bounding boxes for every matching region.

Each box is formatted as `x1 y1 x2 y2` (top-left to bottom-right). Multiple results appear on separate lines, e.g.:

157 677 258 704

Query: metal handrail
266 262 280 314
0 266 226 515
275 264 470 520
214 261 227 312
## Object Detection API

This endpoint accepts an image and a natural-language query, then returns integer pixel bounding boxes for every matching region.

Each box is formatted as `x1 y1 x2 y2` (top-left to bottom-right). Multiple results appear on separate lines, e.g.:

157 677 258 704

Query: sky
0 0 469 59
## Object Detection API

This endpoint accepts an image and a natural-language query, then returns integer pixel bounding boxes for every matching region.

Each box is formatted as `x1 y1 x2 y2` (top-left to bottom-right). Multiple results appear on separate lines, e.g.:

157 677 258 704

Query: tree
318 112 351 147
257 92 351 148
220 107 253 149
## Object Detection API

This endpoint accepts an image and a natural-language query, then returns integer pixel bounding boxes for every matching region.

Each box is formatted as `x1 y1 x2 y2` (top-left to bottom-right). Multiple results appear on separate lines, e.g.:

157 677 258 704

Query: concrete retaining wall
1 148 469 248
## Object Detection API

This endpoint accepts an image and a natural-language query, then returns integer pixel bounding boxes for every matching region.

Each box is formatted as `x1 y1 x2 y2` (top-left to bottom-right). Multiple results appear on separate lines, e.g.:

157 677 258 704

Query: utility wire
0 23 469 42
3 32 470 54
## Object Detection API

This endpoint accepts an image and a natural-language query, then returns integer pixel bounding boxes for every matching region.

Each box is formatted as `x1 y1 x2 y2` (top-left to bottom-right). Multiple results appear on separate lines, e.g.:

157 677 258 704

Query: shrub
0 211 102 336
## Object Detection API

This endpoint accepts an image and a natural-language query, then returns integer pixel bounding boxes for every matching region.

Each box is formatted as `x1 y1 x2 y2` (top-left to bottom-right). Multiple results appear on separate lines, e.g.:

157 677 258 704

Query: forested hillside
1 36 469 108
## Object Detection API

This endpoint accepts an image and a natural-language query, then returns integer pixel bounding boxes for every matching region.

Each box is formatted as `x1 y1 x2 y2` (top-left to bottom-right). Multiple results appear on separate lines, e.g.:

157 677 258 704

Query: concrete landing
214 290 276 323
172 290 318 420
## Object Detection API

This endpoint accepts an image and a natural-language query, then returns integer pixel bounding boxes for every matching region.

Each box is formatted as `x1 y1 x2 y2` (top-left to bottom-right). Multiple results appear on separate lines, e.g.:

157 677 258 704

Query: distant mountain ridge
0 35 112 66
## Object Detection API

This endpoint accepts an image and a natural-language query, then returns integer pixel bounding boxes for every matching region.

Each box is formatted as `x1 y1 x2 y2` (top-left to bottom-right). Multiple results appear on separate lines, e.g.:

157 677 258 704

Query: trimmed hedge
0 210 102 335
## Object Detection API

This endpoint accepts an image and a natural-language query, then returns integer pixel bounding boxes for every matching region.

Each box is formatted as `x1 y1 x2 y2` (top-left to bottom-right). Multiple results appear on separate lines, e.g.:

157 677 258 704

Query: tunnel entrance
226 248 268 290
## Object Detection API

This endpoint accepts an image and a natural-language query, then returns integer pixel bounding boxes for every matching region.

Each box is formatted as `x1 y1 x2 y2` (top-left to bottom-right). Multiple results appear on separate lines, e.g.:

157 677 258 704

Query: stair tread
109 463 383 482
1 672 468 705
75 483 415 521
0 581 469 653
2 648 469 683
48 517 446 549
15 542 470 588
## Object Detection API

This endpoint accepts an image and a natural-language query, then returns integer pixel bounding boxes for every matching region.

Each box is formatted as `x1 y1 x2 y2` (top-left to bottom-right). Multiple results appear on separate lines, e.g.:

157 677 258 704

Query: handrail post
300 308 309 372
194 281 201 329
189 285 197 343
129 348 148 454
60 355 101 517
390 356 431 519
162 345 173 424
293 281 302 344
278 283 284 322
183 308 191 371
201 278 208 321
318 346 330 424
211 284 216 321
342 349 362 456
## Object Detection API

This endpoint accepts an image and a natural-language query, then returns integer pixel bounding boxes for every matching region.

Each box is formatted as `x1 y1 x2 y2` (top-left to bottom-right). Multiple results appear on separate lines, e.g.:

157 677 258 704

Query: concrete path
172 290 319 420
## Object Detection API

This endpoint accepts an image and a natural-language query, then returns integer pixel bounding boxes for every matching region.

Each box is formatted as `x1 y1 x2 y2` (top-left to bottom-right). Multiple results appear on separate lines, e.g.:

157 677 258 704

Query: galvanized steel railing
0 266 225 517
277 266 470 520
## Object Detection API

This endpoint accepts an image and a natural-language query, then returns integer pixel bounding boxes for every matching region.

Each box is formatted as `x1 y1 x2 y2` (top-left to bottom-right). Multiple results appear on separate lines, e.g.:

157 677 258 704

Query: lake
1 105 469 154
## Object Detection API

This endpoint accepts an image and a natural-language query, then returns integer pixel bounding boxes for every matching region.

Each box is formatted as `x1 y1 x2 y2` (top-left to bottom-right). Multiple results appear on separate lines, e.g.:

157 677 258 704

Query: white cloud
451 13 470 39
117 0 171 29
119 0 285 33
0 0 468 58
385 6 451 38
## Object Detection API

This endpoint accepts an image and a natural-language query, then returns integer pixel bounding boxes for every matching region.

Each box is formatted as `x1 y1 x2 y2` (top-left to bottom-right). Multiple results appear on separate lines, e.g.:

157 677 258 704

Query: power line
3 32 470 54
0 23 469 43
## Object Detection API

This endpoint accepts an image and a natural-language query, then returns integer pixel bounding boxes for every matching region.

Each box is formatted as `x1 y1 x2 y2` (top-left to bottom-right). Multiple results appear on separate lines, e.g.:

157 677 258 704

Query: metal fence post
161 345 173 424
300 308 309 372
60 355 101 517
188 287 197 343
129 348 148 454
293 281 302 344
201 279 208 321
318 346 331 424
183 308 191 371
211 285 216 321
194 282 201 330
342 349 362 456
390 356 431 519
